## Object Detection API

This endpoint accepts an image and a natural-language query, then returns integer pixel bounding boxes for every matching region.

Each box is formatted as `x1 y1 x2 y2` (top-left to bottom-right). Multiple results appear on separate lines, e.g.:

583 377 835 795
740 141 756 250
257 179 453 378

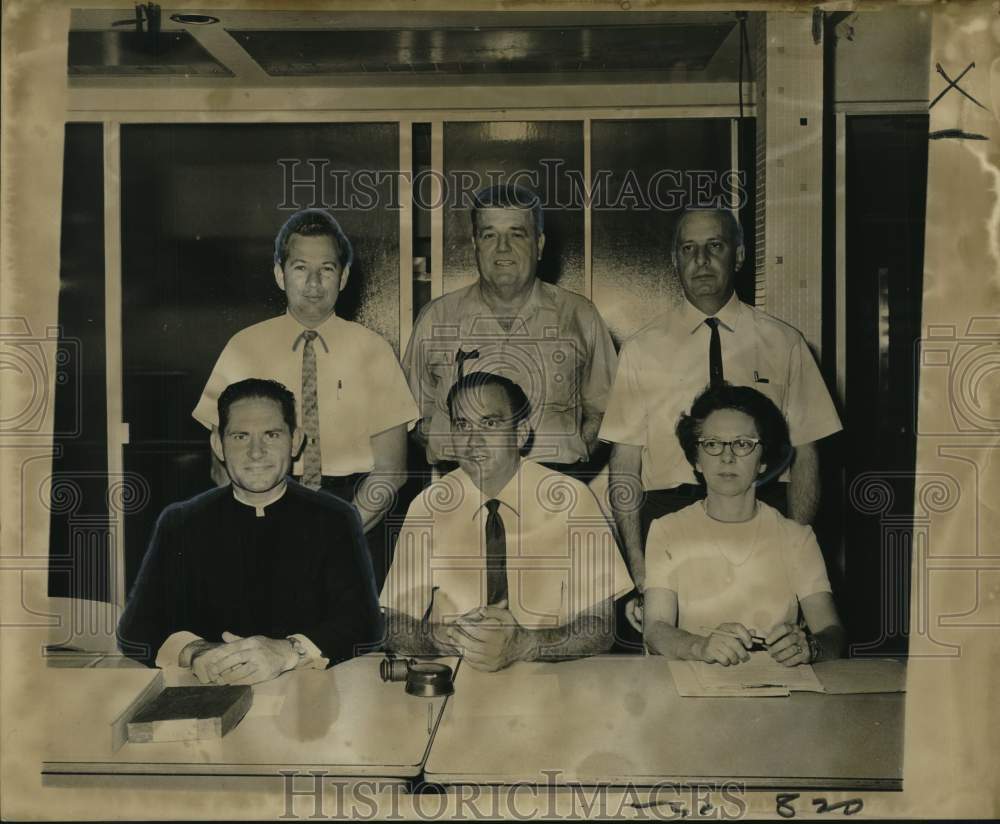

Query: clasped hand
446 599 527 672
185 631 298 685
698 622 810 667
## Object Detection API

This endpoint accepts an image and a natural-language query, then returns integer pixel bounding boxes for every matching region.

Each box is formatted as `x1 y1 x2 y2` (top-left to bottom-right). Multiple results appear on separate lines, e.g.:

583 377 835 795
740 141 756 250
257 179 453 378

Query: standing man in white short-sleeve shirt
193 209 419 585
600 208 841 590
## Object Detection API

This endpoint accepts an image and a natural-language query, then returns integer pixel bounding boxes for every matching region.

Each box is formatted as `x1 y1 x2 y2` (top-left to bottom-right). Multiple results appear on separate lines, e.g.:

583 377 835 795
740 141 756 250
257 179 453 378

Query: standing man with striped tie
600 208 841 592
193 209 418 587
380 372 632 671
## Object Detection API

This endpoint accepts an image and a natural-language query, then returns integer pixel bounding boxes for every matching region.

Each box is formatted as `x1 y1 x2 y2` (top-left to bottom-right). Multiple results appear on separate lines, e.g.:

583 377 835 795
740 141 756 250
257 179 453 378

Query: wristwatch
286 635 309 669
804 630 822 663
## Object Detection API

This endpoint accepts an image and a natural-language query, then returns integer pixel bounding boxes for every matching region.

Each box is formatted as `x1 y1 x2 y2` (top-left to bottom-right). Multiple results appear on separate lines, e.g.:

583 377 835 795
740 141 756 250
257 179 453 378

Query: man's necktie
298 330 322 489
484 499 509 606
705 317 724 388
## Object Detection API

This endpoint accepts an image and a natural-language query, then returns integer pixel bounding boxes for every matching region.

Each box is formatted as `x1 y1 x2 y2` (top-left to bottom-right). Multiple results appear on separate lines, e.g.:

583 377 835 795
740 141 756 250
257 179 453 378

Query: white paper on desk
668 652 825 697
694 652 825 692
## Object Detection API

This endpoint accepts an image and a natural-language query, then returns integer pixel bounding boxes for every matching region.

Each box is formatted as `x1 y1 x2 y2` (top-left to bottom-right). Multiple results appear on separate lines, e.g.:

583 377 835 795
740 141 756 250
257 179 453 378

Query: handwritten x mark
929 62 988 111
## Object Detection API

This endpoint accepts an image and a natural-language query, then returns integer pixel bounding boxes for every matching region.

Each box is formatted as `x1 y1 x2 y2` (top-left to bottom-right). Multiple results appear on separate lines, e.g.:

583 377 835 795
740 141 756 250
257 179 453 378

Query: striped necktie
297 330 322 489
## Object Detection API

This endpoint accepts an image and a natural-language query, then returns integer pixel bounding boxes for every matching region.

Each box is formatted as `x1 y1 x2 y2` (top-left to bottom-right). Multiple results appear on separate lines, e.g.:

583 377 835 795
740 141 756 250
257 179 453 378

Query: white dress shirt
193 311 418 477
380 461 633 629
600 293 842 490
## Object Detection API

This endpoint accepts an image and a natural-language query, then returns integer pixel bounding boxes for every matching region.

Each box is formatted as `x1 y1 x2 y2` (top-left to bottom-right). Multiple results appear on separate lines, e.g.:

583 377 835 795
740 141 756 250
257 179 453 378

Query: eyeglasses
697 437 761 457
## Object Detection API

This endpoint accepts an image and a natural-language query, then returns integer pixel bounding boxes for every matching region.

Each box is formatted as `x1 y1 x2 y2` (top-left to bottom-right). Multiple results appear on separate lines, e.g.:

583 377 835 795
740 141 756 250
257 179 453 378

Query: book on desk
126 685 253 743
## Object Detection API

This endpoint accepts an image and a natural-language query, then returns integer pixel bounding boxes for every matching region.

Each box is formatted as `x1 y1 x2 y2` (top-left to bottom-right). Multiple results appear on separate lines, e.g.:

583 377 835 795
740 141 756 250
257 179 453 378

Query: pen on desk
699 626 767 647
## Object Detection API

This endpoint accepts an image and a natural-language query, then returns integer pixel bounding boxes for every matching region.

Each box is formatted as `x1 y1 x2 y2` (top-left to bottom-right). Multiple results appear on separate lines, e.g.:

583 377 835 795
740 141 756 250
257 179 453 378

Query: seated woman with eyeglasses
643 384 845 666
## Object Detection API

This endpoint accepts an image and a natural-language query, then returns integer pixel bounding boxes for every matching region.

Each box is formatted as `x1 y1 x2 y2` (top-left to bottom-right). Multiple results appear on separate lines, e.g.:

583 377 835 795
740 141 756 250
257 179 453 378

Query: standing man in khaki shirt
402 184 618 480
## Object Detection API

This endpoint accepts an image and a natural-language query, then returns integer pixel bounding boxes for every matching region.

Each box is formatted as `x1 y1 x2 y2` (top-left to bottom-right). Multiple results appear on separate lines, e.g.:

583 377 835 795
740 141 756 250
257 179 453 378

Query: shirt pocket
752 379 787 414
531 338 580 412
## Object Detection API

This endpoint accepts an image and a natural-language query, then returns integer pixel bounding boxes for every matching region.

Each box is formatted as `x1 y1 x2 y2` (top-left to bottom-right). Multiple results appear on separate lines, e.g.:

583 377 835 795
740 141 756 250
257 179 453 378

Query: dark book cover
127 685 253 743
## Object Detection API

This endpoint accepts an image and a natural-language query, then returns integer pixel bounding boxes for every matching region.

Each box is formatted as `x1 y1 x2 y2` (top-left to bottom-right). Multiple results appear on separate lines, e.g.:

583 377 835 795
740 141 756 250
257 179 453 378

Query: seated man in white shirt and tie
380 372 633 672
192 209 419 587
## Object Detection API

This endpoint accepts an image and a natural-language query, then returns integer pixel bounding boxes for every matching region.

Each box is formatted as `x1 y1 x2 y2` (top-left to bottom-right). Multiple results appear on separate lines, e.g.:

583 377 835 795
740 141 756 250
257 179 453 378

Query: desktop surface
424 656 905 789
42 655 454 778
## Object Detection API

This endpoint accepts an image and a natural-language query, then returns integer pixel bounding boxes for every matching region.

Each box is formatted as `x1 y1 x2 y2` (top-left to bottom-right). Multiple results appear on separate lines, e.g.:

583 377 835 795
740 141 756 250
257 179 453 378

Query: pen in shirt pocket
753 371 769 384
337 379 343 399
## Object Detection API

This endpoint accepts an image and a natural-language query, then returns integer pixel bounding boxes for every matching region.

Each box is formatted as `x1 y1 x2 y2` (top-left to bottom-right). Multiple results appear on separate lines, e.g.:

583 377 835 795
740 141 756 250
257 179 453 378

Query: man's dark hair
274 208 354 269
470 183 544 237
675 383 791 482
217 378 297 436
670 207 744 269
446 371 533 429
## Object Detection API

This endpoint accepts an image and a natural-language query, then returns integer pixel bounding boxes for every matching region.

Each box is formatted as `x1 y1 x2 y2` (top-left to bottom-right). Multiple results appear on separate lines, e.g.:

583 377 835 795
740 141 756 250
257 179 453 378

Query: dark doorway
843 114 929 655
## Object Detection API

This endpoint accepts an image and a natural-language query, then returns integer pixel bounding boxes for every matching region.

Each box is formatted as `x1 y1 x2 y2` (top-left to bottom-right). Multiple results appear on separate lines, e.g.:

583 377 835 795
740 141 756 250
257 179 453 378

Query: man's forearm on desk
383 610 458 656
516 614 614 662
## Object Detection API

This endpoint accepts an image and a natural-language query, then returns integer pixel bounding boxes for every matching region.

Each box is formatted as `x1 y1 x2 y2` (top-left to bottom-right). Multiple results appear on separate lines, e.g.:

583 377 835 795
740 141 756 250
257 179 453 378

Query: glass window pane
442 121 584 296
48 123 109 602
591 118 736 344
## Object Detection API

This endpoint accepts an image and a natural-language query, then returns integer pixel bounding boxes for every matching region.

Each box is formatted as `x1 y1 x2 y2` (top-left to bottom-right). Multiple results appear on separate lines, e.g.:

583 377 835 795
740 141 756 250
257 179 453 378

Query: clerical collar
232 481 288 518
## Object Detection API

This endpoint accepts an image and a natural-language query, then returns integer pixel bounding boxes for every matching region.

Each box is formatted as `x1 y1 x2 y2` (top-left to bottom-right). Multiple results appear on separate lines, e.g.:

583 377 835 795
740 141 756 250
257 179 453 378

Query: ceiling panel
229 24 736 76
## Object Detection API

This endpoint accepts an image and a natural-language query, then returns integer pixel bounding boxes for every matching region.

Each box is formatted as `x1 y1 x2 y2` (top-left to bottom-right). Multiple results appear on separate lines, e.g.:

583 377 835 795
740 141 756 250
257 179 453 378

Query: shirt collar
682 292 742 335
232 480 288 518
463 278 554 324
286 310 339 353
455 462 524 520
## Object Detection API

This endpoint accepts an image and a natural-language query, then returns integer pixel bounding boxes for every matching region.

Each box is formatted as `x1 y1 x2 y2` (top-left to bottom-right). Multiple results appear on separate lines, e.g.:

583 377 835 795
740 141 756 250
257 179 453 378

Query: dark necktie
705 317 724 388
297 330 322 489
484 499 509 606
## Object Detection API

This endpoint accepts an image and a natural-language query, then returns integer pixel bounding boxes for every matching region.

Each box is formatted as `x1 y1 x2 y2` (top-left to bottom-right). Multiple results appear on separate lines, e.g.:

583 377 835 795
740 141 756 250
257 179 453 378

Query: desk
424 656 904 790
42 655 453 779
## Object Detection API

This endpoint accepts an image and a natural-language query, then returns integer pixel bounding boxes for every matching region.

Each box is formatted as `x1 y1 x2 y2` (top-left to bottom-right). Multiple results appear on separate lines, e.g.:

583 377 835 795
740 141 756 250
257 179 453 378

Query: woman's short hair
274 208 354 269
675 383 791 478
218 378 297 436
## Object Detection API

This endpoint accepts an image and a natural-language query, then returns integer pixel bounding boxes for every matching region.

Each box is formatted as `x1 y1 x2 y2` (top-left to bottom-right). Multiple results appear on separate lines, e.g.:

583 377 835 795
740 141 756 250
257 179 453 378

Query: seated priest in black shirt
117 378 383 685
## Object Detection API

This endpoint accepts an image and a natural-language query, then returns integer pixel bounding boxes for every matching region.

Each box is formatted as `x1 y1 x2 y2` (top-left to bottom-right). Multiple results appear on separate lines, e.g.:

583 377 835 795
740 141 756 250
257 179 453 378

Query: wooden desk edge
420 773 903 791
